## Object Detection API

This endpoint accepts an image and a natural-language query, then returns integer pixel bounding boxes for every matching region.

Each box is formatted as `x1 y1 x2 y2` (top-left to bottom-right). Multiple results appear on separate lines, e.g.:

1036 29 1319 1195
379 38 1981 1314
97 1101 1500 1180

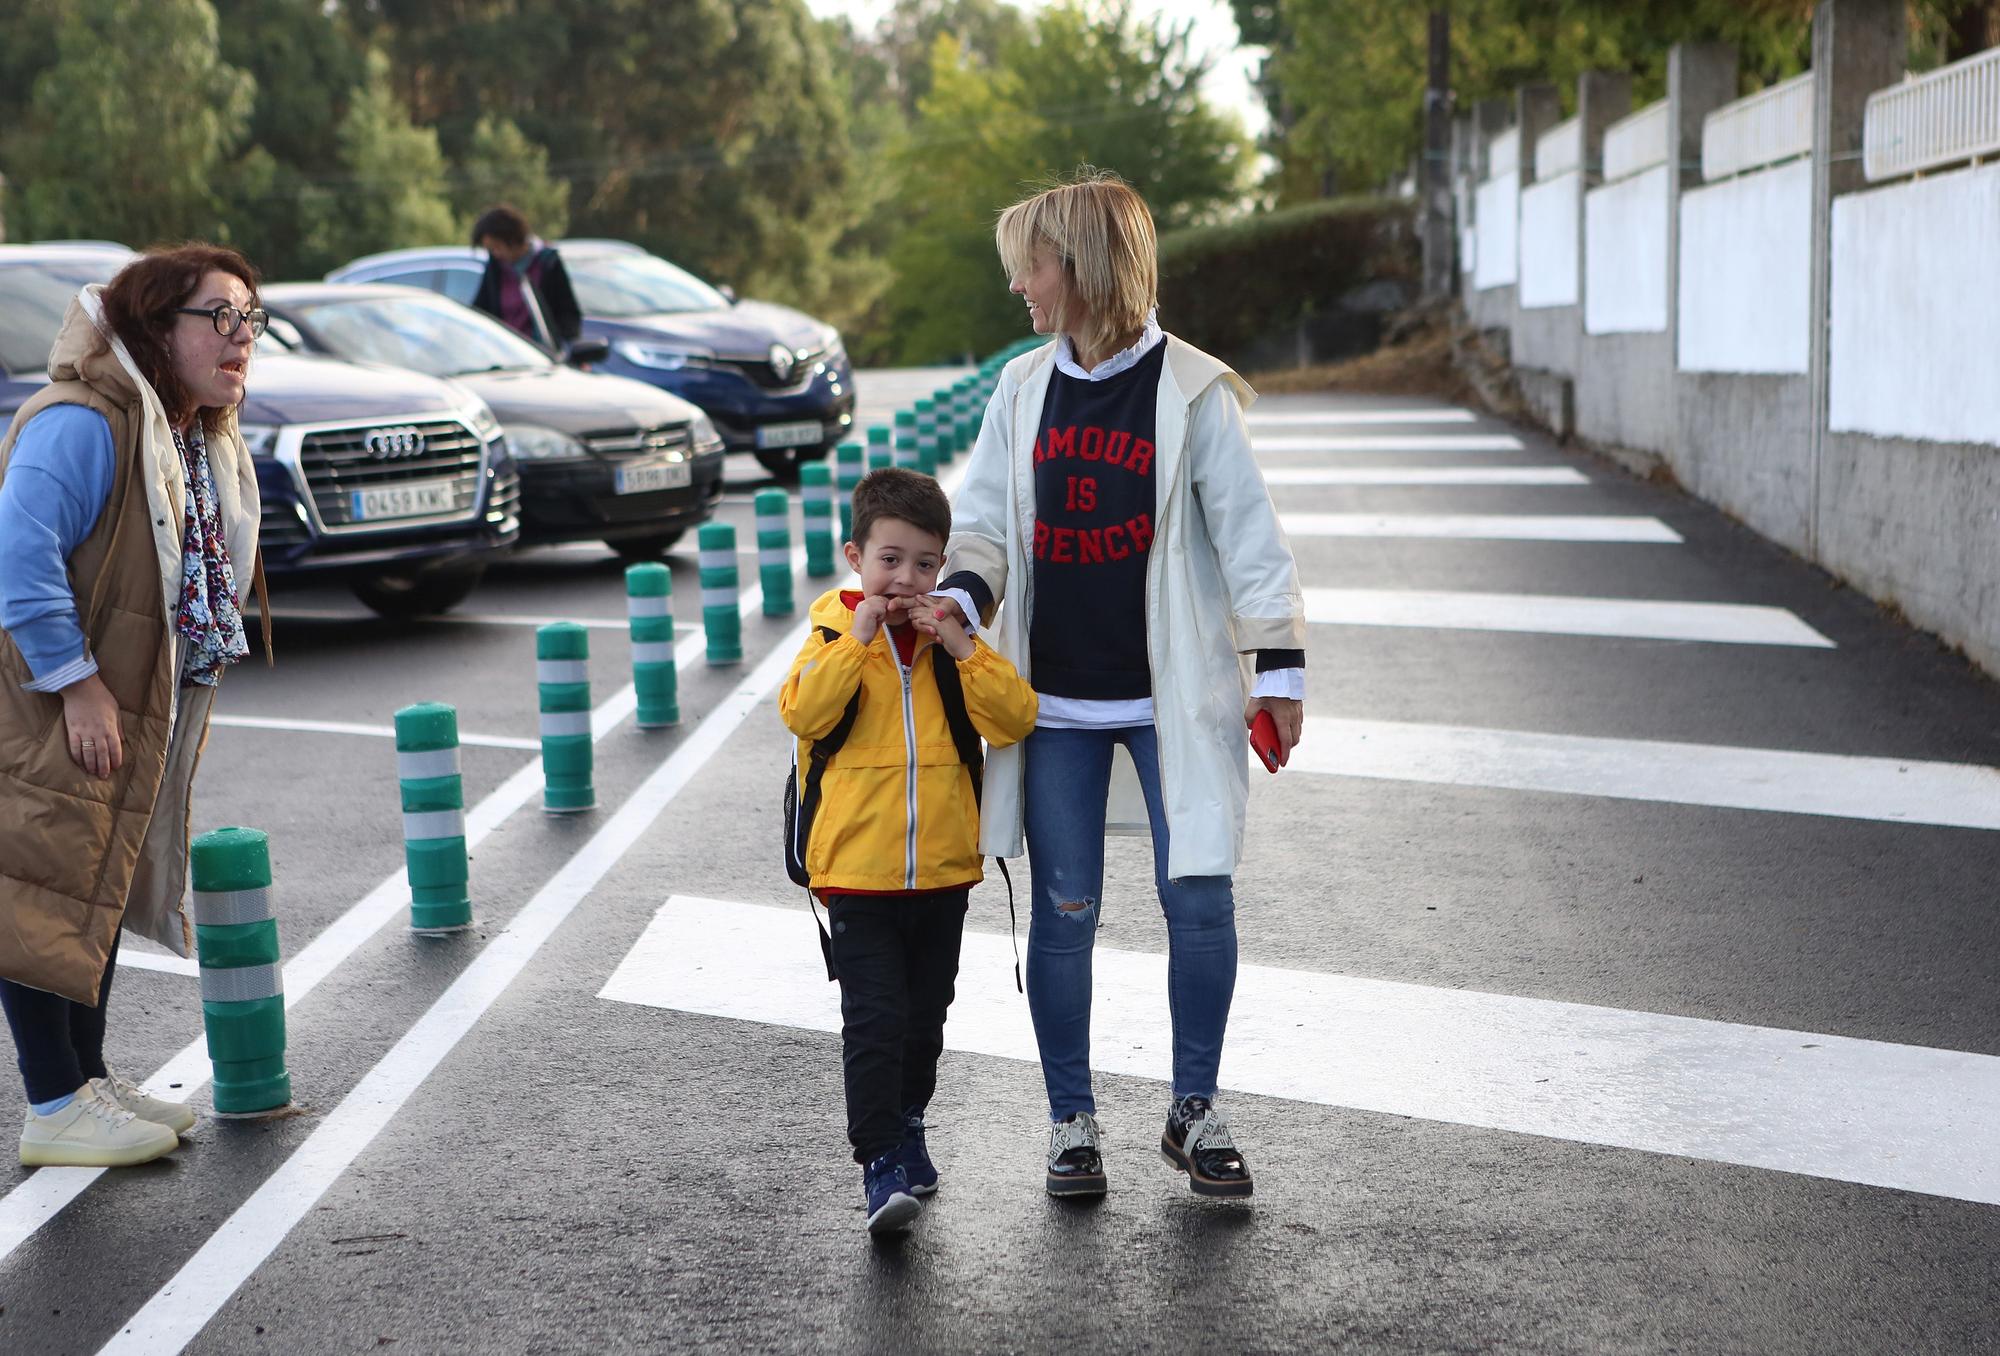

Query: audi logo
365 426 428 460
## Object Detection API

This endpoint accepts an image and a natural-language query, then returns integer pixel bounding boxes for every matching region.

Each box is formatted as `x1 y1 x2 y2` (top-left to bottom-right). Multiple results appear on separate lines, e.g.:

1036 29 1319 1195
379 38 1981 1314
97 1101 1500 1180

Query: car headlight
505 423 591 461
614 340 714 372
689 412 724 454
465 399 503 442
237 422 280 458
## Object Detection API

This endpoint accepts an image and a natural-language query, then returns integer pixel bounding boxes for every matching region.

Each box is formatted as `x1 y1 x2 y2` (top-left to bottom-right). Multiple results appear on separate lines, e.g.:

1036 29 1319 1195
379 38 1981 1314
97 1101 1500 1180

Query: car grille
259 500 311 551
298 419 485 529
488 462 522 534
584 424 693 460
712 346 832 391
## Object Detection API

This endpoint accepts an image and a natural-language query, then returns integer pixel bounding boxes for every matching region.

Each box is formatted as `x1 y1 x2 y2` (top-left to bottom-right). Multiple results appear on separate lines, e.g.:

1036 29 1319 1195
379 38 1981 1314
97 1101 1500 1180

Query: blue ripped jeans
1022 723 1237 1121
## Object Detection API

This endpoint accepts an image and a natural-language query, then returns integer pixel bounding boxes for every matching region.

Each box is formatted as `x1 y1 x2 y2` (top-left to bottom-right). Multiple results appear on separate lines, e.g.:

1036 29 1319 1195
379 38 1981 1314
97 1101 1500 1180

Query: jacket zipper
896 640 919 889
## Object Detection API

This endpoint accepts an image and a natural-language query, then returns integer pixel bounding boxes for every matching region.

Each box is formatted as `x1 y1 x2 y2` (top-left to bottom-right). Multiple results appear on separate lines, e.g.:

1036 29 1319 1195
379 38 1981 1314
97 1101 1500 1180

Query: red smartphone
1250 709 1285 773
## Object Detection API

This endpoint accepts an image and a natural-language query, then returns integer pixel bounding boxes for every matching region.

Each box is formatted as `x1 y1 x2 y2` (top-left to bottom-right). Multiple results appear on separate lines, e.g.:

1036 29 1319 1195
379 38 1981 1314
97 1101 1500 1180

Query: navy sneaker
863 1150 922 1234
899 1109 938 1196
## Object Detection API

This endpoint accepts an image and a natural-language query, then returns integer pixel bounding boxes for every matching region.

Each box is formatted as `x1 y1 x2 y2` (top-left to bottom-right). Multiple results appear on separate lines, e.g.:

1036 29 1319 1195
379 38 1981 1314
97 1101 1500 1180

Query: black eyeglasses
176 304 269 339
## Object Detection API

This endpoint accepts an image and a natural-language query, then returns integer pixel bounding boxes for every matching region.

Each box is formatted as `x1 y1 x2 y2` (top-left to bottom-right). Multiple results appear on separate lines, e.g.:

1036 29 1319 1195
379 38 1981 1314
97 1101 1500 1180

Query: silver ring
81 739 96 747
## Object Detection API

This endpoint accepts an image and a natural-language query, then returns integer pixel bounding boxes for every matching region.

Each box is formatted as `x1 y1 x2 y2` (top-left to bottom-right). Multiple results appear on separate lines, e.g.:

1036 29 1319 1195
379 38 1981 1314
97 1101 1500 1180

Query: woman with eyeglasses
0 244 270 1168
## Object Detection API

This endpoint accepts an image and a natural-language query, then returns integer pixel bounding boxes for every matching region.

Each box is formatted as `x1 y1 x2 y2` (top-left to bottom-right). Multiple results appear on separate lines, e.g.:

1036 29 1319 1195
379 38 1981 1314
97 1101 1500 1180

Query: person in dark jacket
469 205 582 349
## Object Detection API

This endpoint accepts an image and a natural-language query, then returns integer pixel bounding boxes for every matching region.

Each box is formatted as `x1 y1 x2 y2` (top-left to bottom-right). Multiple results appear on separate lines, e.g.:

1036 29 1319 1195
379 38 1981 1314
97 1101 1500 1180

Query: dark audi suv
0 244 519 616
263 283 725 559
326 241 856 477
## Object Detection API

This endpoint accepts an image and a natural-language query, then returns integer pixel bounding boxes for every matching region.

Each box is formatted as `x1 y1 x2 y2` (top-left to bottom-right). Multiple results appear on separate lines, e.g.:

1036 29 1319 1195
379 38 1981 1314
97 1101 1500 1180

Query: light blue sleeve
0 405 118 691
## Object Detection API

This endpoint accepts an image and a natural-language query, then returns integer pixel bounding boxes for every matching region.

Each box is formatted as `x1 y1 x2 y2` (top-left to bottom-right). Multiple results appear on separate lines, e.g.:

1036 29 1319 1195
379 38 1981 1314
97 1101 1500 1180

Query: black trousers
826 890 968 1164
0 931 121 1104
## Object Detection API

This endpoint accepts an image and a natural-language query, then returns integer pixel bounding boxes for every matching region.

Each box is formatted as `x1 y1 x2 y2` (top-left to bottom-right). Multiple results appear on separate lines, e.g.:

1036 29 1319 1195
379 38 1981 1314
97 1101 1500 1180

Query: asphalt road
2 369 1997 1355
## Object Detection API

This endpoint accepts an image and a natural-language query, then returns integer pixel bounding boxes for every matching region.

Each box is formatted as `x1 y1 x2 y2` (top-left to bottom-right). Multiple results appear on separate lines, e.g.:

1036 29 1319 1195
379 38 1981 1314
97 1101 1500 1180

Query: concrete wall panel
1829 162 2000 445
1677 159 1812 374
1519 173 1581 308
1474 176 1519 290
1584 166 1670 334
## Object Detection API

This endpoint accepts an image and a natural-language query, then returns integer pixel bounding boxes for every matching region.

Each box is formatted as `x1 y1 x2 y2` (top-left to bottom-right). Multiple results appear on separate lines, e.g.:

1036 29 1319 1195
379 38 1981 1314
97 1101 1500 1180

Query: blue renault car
326 240 857 477
0 244 519 616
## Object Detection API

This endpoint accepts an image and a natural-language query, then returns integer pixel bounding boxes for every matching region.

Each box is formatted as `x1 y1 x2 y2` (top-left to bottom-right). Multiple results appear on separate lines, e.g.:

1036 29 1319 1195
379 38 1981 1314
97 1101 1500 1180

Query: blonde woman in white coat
932 172 1305 1199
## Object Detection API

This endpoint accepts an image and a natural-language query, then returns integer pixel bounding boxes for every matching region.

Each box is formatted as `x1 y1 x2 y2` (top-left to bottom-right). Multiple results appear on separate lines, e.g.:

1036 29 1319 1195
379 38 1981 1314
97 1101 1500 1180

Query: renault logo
365 426 427 460
768 343 796 383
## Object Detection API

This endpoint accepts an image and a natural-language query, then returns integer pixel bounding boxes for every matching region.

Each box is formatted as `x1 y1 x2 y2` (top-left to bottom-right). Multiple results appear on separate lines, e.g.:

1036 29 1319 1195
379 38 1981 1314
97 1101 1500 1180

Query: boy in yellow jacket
780 468 1037 1234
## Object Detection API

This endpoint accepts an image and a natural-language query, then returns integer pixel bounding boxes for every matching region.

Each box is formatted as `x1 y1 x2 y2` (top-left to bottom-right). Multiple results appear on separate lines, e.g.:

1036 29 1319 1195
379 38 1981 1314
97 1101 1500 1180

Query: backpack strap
802 626 860 979
928 647 1024 994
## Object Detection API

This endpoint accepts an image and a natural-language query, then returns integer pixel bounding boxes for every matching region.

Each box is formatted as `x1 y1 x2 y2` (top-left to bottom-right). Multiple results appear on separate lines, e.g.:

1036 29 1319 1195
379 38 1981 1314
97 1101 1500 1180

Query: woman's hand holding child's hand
909 596 975 661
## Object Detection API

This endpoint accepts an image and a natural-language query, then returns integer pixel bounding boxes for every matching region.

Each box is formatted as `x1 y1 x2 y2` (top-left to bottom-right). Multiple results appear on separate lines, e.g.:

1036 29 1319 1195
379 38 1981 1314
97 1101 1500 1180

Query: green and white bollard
892 409 919 470
867 423 891 471
915 398 939 475
395 702 471 932
868 446 893 473
835 441 863 544
698 521 742 665
625 563 678 728
537 623 594 813
801 463 837 578
754 488 794 617
190 827 291 1116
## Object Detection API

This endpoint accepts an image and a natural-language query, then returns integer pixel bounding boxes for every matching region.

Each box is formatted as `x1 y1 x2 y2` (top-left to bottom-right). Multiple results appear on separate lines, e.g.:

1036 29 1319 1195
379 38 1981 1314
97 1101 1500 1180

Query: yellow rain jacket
780 588 1037 894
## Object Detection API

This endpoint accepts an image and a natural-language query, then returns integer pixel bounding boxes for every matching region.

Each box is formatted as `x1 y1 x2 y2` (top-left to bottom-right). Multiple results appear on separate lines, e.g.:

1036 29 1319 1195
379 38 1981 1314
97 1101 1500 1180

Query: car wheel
608 531 684 562
350 561 486 617
754 444 831 480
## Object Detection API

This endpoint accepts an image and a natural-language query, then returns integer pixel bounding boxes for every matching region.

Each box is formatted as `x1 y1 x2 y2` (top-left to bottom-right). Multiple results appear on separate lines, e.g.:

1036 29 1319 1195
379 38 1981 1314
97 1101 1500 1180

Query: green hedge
1156 197 1418 368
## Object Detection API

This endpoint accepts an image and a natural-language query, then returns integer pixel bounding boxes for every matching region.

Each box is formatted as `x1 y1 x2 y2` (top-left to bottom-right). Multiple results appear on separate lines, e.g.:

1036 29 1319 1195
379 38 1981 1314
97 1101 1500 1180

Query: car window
436 267 481 305
0 257 125 374
287 294 553 377
372 268 445 295
564 252 728 318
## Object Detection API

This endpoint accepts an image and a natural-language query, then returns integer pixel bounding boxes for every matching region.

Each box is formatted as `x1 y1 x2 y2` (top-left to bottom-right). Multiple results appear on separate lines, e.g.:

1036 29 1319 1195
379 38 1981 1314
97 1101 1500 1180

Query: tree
320 50 461 263
452 116 570 237
2 0 253 247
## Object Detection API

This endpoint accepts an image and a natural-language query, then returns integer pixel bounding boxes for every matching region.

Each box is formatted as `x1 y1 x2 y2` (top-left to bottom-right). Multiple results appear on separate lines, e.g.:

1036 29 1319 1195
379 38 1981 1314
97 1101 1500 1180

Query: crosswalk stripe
1254 434 1524 452
1247 409 1478 426
602 896 2000 1207
1282 513 1683 543
1303 588 1834 647
1289 716 2000 829
1263 467 1588 486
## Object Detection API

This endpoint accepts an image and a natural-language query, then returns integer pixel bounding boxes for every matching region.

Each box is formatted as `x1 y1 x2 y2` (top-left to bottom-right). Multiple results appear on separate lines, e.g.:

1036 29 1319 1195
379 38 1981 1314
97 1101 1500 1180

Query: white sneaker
99 1071 197 1135
20 1081 179 1168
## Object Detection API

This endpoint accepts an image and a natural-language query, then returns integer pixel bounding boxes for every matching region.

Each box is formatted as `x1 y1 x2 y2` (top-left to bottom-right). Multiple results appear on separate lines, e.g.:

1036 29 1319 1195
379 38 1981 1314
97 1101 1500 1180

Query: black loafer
1046 1112 1108 1197
1161 1095 1253 1198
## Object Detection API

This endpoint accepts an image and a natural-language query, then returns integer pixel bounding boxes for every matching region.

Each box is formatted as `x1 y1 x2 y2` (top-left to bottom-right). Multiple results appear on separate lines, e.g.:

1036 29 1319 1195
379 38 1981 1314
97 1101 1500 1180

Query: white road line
209 715 541 750
0 569 786 1263
272 608 629 631
1248 408 1478 426
1261 466 1587 487
1304 588 1835 647
99 631 805 1353
116 949 200 977
1290 717 2000 829
602 896 2000 1207
1282 513 1683 543
1255 434 1524 452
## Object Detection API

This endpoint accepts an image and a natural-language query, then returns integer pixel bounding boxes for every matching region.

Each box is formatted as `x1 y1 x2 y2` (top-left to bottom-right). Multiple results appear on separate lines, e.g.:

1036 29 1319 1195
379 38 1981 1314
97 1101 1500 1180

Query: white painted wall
1474 176 1519 290
1518 173 1580 309
1830 161 2000 445
1584 165 1670 335
1676 158 1812 374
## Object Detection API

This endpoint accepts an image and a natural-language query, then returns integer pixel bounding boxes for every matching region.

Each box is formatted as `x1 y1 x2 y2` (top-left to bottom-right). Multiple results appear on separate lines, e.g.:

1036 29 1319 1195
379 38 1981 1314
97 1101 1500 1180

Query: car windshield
0 256 125 374
287 294 552 377
565 252 727 317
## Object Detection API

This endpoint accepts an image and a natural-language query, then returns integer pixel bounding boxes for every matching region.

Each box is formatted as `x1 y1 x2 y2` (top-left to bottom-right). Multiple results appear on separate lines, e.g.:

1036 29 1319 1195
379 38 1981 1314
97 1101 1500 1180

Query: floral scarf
170 426 249 687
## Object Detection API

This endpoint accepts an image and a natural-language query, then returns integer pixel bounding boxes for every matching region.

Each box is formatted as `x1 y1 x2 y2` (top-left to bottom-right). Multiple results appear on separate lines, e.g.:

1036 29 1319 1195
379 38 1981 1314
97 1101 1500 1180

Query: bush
1156 197 1418 371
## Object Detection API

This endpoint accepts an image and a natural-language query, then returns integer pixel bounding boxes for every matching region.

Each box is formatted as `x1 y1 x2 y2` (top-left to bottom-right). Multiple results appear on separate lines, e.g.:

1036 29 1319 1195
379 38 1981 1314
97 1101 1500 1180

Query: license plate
615 459 693 494
351 479 458 521
755 420 823 450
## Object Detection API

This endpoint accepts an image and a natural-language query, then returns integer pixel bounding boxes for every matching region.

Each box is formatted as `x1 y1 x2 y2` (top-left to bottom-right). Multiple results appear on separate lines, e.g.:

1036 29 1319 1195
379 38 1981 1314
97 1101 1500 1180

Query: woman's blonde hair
996 168 1157 359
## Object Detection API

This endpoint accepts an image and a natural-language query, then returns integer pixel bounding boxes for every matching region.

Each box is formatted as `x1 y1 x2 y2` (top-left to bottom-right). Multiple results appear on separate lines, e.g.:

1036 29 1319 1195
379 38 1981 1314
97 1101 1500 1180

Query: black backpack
784 626 1017 987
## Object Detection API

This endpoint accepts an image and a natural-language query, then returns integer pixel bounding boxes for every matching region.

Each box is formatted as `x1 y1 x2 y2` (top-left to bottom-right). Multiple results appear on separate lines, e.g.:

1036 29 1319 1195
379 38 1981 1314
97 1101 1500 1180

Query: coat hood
47 285 143 409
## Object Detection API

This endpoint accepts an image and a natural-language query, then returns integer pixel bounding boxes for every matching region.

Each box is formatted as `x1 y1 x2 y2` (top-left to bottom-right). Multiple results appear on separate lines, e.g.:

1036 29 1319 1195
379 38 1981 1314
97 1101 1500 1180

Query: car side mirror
716 284 737 304
565 338 611 367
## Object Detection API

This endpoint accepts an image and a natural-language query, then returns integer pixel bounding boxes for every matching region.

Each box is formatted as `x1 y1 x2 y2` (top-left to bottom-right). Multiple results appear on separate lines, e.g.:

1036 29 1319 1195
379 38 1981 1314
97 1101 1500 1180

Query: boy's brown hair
850 467 950 552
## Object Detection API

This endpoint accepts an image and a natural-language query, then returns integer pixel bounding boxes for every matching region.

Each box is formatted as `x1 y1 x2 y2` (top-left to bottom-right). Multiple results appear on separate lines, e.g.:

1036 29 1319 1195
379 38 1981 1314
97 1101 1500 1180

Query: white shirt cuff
937 587 981 637
24 652 98 694
1250 667 1304 701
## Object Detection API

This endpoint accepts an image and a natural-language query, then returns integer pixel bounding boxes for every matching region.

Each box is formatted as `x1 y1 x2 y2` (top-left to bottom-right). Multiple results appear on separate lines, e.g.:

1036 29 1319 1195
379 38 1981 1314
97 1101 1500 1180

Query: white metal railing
1604 99 1670 181
1535 116 1583 181
1703 71 1815 180
1864 46 2000 181
1488 127 1520 179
